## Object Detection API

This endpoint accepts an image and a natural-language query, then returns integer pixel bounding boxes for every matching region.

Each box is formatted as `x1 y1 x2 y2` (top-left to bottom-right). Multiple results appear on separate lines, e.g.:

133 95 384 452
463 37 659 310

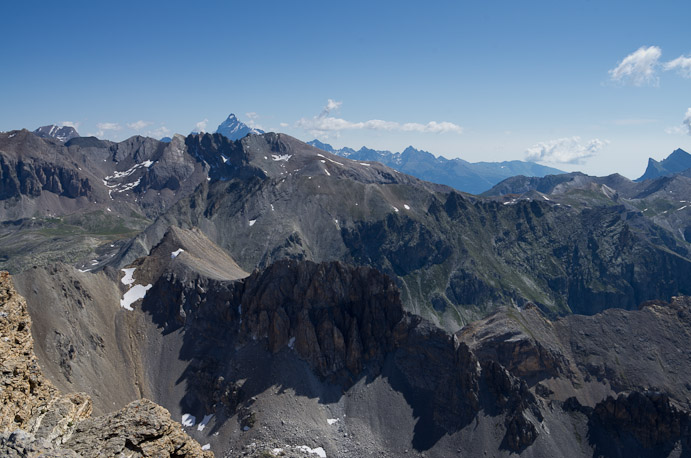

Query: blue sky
2 0 690 178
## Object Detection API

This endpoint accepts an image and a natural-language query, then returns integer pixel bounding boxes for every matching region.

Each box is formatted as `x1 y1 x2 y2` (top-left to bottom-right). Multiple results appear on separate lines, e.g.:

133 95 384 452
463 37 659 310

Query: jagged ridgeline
1 129 690 327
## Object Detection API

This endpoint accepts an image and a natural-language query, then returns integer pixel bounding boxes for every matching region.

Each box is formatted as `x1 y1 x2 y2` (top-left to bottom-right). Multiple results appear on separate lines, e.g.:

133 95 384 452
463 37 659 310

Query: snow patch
171 248 184 259
271 154 292 162
271 204 275 211
121 268 136 286
359 162 370 166
288 336 296 349
181 414 196 427
327 418 338 425
197 414 213 431
249 219 256 226
392 206 399 212
542 195 550 201
120 284 152 311
404 204 410 210
297 446 327 458
202 444 211 451
324 169 331 176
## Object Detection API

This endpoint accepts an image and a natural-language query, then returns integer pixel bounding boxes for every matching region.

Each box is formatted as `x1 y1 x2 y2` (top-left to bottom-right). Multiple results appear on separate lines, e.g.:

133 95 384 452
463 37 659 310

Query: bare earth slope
0 271 212 457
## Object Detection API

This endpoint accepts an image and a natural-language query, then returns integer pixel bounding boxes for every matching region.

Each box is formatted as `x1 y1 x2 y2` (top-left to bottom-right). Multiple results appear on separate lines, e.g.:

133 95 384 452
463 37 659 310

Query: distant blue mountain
307 140 565 195
636 148 691 181
215 113 264 141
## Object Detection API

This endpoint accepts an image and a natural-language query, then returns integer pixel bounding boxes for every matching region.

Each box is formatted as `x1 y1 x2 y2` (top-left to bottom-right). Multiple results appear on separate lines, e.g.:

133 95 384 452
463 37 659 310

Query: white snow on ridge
392 206 399 212
121 268 136 285
171 248 184 259
120 284 152 311
181 414 196 427
249 219 256 226
271 154 292 162
297 446 327 458
404 204 410 210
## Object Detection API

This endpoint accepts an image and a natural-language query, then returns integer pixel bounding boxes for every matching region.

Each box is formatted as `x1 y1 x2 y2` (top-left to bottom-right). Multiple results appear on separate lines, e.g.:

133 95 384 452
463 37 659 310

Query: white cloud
146 125 171 139
60 121 80 129
525 137 608 164
664 55 691 78
194 119 208 133
609 46 662 86
279 122 289 128
243 112 264 130
298 100 463 138
97 122 121 131
89 122 122 139
127 120 152 130
664 108 691 135
319 99 342 118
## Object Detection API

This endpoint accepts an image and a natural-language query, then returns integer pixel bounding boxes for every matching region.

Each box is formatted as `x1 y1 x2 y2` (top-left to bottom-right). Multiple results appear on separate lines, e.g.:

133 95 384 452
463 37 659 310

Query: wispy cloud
97 122 121 131
612 118 657 126
146 125 170 139
127 120 152 131
664 108 691 135
60 121 80 130
89 122 122 139
664 55 691 78
244 112 264 130
319 99 342 118
297 100 463 138
525 137 608 164
608 46 662 86
609 46 691 85
194 118 208 133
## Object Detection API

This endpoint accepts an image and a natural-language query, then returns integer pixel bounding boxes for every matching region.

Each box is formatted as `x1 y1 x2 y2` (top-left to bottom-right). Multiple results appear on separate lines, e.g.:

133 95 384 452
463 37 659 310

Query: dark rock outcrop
592 391 690 449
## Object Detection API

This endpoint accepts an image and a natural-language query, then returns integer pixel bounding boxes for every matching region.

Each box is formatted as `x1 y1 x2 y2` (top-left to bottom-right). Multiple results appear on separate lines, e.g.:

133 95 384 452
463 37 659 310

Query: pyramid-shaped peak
215 113 264 141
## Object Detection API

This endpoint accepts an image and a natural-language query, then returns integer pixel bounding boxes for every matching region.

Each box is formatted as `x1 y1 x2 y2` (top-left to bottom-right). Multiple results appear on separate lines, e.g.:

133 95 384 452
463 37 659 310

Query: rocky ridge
0 271 212 457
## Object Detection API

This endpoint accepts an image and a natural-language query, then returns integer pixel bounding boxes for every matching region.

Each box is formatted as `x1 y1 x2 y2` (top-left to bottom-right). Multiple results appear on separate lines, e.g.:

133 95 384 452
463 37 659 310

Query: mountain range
307 139 565 194
637 148 691 181
0 124 690 456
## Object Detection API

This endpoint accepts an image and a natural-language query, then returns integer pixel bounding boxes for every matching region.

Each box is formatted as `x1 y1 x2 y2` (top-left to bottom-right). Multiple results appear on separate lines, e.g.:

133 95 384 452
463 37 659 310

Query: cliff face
0 154 93 200
0 271 212 458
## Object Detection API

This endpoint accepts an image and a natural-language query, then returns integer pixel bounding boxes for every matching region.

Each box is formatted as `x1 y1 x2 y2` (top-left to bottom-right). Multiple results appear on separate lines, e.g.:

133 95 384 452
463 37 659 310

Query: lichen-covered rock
0 271 213 457
0 270 62 431
0 429 80 458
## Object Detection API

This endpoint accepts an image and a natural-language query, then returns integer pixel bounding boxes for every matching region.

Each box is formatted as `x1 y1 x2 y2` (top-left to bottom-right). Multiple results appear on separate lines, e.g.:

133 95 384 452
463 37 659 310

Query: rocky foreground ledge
0 271 213 458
